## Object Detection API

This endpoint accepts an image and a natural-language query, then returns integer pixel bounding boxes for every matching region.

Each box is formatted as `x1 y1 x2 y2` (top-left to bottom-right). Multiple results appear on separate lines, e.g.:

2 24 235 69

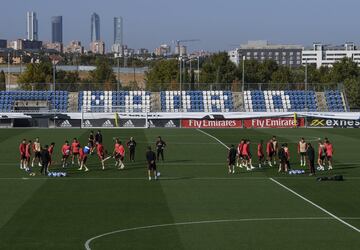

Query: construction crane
172 39 200 56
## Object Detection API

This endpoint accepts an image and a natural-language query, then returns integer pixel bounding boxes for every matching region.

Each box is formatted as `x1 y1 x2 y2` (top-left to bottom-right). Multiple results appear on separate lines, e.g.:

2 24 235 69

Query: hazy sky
0 0 359 52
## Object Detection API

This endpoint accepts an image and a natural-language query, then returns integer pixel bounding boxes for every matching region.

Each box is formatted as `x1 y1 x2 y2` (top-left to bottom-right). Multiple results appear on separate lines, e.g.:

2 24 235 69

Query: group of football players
19 131 168 177
227 136 334 175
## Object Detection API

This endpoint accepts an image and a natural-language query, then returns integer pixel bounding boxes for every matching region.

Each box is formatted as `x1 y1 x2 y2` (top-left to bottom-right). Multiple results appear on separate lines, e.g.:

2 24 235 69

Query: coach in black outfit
156 136 166 162
146 146 157 180
95 130 103 144
306 143 315 176
127 137 137 162
40 145 51 175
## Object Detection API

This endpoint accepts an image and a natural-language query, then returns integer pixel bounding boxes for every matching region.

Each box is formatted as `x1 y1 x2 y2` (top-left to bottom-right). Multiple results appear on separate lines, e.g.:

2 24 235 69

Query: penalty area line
270 178 360 233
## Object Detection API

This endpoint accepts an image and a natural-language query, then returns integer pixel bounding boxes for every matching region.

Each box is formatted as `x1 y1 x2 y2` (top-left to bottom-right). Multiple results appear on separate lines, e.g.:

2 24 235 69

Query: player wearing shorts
266 139 274 167
48 142 55 170
317 140 326 171
61 141 71 168
114 139 125 169
227 145 237 174
71 138 81 166
146 146 157 181
324 138 334 170
25 140 32 171
298 138 308 167
19 139 27 170
236 139 245 168
97 142 106 170
257 140 265 168
241 140 254 171
31 137 42 167
78 147 89 172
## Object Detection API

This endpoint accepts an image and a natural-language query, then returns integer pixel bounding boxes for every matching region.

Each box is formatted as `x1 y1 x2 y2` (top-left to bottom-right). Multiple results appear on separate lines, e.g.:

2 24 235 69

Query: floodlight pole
7 53 10 91
305 58 308 111
117 54 120 91
242 55 245 111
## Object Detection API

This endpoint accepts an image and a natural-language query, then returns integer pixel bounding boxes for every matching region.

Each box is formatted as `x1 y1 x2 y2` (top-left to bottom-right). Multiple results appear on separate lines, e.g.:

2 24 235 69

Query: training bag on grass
316 175 343 181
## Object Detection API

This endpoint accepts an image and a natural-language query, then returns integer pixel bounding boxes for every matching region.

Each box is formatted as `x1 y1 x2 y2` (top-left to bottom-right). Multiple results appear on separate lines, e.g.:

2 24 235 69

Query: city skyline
1 0 360 52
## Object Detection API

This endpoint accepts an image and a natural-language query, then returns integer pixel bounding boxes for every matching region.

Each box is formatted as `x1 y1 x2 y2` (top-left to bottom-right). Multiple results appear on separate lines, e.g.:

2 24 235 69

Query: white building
302 42 360 68
27 11 38 41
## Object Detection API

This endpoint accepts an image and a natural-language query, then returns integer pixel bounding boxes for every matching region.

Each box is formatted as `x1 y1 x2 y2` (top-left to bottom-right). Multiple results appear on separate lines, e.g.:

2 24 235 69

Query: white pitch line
84 217 334 250
196 129 230 149
270 178 360 233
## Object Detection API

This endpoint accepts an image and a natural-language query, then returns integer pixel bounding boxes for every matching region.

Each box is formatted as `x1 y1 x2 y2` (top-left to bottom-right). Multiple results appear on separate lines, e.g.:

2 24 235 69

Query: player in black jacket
146 146 157 181
228 145 237 174
127 137 137 162
156 136 166 162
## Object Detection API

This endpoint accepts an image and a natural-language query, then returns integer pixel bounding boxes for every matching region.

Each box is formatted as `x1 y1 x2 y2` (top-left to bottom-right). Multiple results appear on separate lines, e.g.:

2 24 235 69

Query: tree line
145 52 360 108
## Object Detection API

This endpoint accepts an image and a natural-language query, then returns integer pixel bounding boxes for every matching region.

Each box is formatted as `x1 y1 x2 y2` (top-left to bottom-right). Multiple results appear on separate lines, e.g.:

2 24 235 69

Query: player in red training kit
324 138 334 170
71 138 81 166
114 139 125 169
236 139 245 168
25 140 32 170
19 139 27 170
241 139 254 171
61 141 71 168
266 139 274 167
48 142 55 170
257 140 265 168
78 147 89 172
96 142 106 170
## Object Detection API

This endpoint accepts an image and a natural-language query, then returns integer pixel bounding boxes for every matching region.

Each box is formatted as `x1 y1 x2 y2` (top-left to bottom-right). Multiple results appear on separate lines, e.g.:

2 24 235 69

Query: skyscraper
27 11 38 41
51 16 63 43
113 17 123 45
112 17 123 54
91 13 100 42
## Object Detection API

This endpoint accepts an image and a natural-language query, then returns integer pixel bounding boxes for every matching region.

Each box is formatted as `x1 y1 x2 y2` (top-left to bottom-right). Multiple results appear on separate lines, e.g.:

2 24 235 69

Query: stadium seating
324 90 346 112
244 90 318 112
0 91 69 112
78 91 151 112
160 91 234 112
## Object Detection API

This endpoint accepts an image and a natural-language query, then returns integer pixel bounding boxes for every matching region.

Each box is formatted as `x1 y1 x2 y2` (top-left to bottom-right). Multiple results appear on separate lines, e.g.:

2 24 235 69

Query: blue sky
0 0 359 51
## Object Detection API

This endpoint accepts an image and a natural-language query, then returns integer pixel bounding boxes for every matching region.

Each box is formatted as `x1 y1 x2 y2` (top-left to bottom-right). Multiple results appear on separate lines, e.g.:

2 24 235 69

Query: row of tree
17 58 117 91
145 52 360 108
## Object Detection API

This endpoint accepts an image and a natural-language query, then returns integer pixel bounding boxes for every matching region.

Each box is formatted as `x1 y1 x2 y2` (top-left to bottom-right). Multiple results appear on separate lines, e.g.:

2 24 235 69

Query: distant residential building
0 39 6 49
43 42 63 53
111 43 123 55
9 39 42 50
302 42 360 68
90 41 105 55
175 45 187 56
137 48 149 55
228 40 302 68
91 13 100 42
64 40 84 54
51 16 63 43
27 11 38 41
154 44 171 57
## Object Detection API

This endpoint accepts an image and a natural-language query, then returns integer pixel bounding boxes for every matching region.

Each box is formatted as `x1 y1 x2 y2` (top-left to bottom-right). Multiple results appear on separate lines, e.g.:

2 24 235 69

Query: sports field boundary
84 216 336 250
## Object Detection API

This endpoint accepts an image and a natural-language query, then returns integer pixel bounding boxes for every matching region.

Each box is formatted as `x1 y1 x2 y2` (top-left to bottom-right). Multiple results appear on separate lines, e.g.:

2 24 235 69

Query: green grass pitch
0 128 359 249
